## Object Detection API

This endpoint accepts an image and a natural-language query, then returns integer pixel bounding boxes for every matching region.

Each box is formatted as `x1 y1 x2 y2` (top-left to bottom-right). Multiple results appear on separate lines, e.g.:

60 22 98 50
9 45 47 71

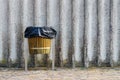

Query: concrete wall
0 0 120 68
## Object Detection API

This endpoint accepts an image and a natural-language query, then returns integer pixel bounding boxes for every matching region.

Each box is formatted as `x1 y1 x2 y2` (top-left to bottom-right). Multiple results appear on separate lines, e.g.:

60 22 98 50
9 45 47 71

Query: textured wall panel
111 0 120 66
0 0 120 68
0 0 8 66
98 0 111 66
72 0 84 67
60 0 72 66
84 0 98 67
8 0 21 65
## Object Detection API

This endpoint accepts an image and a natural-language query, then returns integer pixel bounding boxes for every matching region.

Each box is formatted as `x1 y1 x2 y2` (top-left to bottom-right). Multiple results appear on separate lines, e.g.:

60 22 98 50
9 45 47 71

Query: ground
0 67 120 80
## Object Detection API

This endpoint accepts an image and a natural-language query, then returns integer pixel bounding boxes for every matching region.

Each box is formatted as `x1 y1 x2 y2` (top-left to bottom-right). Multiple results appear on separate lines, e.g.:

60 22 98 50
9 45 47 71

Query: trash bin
24 26 57 54
28 37 51 54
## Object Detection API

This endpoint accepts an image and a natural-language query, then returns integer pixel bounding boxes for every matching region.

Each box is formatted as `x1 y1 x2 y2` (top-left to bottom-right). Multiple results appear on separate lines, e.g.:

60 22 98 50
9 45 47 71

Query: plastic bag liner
24 26 57 39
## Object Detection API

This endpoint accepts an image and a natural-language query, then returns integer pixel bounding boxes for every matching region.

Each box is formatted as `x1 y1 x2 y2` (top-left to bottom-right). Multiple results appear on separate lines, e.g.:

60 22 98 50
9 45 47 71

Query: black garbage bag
24 26 57 39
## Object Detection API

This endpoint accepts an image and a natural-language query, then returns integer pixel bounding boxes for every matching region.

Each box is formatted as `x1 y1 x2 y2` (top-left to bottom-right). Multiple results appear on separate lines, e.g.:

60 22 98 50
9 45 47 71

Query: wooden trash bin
28 37 51 54
24 26 57 71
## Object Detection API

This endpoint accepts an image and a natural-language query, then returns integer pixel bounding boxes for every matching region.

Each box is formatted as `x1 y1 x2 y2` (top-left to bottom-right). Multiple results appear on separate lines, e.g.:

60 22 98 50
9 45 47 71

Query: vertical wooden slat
0 0 8 66
111 0 120 66
73 0 84 67
98 0 111 66
60 0 72 67
8 0 21 66
34 0 47 66
22 0 34 68
47 0 60 66
84 0 98 67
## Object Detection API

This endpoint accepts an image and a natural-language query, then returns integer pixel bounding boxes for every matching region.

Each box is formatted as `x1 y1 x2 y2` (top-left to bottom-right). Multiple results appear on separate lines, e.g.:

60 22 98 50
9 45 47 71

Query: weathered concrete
0 0 8 66
0 0 119 68
111 0 120 66
8 0 21 65
84 0 98 67
98 0 111 66
60 0 72 66
72 0 84 67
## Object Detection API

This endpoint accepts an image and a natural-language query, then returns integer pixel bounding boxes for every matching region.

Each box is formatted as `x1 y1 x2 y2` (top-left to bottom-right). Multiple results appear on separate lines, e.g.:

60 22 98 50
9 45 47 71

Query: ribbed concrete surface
0 0 120 68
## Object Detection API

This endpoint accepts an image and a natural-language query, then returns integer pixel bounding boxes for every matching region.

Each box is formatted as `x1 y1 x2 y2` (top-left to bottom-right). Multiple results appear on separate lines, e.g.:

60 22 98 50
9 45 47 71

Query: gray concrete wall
0 0 120 68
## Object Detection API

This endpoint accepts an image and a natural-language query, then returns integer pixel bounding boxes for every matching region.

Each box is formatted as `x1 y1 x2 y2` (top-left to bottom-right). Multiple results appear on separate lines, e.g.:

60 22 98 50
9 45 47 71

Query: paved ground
0 67 120 80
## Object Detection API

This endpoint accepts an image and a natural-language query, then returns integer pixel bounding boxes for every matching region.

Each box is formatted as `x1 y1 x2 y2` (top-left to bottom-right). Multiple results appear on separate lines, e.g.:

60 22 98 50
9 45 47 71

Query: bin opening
24 26 57 39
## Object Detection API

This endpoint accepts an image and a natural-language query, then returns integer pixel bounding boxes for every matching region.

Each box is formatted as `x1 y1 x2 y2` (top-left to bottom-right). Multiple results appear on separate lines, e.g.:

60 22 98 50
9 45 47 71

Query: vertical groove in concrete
0 0 120 67
8 0 21 65
111 0 120 66
98 0 111 66
34 0 47 26
0 0 8 65
60 0 72 66
73 0 84 67
22 0 34 67
84 0 98 67
16 0 23 67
